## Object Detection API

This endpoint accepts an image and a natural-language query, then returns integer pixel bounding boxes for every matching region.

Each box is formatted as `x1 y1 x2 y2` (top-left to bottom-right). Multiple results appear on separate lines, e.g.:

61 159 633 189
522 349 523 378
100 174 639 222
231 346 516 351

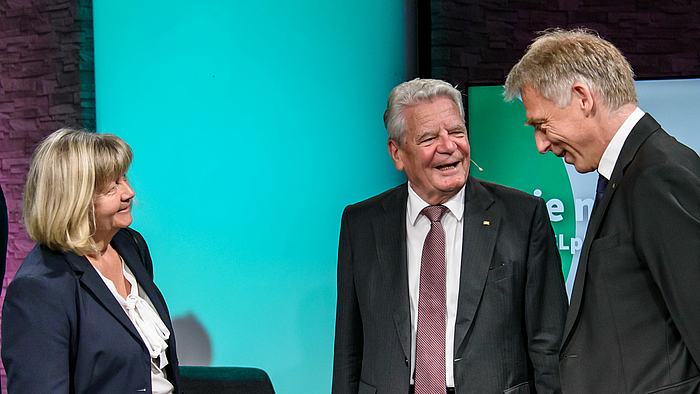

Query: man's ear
388 139 404 171
572 82 594 117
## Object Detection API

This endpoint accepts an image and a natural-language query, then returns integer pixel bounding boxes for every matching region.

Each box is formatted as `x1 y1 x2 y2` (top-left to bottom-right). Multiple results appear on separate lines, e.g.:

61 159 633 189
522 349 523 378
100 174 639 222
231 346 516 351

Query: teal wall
93 1 406 392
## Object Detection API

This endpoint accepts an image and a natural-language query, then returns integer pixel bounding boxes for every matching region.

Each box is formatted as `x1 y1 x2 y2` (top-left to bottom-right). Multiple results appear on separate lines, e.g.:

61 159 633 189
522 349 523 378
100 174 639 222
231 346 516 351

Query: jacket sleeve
332 207 363 394
2 273 73 394
632 162 700 365
525 198 568 394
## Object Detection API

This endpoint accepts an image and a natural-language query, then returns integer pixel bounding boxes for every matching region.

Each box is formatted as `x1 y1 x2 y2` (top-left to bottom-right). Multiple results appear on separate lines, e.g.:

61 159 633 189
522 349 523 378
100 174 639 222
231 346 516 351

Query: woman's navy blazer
2 228 181 394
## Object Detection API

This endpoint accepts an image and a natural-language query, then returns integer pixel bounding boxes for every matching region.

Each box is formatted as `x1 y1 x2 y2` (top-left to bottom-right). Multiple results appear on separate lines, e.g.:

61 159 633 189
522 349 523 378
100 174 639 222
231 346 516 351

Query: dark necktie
415 205 449 394
596 173 609 205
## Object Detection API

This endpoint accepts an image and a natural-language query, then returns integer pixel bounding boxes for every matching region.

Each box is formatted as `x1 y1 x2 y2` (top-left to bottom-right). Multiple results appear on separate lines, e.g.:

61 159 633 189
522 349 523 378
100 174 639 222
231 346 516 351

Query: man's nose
436 133 457 152
534 130 551 154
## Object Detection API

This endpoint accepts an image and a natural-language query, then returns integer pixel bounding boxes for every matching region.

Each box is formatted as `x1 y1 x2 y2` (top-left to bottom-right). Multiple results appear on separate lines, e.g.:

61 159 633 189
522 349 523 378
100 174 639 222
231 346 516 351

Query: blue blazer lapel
454 176 498 357
563 113 661 345
373 184 411 360
63 250 146 349
112 230 174 330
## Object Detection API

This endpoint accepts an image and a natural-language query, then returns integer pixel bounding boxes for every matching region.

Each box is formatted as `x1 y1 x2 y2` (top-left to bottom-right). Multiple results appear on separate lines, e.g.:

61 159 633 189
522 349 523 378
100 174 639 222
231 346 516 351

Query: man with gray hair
505 28 700 393
332 78 567 394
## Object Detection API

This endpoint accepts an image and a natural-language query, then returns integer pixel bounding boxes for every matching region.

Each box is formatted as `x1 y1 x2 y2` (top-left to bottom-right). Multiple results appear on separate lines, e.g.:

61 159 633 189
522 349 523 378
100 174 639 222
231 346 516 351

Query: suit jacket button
405 358 409 365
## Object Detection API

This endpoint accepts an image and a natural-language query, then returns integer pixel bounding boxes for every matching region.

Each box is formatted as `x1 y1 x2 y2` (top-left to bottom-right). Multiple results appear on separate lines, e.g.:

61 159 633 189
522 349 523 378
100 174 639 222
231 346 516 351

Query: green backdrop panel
468 86 575 278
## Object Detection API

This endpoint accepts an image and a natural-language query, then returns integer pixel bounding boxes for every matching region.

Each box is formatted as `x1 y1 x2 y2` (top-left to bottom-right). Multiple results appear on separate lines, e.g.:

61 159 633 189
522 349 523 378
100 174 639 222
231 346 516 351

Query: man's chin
437 178 467 194
565 158 597 174
411 175 467 203
574 165 597 174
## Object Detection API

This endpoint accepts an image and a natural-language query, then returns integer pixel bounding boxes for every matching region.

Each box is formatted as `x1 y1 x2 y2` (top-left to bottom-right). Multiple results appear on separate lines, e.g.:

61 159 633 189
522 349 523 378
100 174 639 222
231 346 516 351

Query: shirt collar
407 181 465 226
597 107 645 180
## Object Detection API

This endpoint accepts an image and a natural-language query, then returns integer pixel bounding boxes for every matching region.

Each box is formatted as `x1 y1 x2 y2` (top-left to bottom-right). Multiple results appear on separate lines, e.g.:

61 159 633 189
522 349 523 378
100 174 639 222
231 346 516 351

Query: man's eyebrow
416 129 437 140
525 117 545 127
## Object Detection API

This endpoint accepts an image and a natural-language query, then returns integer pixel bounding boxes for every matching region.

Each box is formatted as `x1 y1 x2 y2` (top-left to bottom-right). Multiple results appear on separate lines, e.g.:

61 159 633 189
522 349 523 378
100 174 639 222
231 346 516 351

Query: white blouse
97 259 174 394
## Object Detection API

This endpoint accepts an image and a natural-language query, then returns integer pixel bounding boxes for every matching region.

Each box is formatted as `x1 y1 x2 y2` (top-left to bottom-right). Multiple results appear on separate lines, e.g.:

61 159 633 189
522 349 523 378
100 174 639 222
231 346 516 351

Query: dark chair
180 366 275 394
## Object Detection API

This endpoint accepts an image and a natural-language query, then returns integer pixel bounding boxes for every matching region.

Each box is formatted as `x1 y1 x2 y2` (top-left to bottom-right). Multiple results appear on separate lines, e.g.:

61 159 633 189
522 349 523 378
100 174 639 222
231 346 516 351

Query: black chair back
180 366 275 394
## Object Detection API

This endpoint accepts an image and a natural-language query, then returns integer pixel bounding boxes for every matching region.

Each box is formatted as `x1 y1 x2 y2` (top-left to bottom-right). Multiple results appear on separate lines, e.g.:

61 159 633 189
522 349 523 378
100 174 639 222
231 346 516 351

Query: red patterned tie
415 205 448 394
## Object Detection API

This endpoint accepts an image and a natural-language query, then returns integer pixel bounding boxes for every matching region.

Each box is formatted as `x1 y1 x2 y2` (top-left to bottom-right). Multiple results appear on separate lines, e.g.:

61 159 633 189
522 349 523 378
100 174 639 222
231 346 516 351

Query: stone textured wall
0 0 94 390
431 0 700 88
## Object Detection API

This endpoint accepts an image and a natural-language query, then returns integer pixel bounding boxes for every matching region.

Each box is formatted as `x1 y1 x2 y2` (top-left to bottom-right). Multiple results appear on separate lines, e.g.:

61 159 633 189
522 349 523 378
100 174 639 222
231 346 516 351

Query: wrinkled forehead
404 97 464 128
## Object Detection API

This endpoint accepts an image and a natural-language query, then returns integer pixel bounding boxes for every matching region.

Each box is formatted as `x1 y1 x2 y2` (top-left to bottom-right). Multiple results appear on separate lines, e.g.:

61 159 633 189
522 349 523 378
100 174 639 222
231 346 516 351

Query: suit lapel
562 114 661 345
63 249 146 348
113 229 179 384
112 230 174 330
373 184 412 360
454 177 498 357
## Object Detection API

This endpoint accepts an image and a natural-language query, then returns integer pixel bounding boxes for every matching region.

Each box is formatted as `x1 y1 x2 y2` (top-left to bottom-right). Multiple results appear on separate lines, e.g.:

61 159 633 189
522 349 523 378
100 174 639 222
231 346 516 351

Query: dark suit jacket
0 183 7 284
2 228 181 394
333 176 568 394
560 114 700 393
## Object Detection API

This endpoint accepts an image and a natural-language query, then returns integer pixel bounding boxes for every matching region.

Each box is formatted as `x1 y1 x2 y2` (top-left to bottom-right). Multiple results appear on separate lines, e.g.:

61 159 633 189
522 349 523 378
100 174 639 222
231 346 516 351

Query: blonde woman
2 127 181 394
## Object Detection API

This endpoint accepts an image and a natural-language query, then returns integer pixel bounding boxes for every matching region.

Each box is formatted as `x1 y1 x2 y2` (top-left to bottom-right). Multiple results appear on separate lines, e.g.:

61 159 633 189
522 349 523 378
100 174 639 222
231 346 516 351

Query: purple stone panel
431 0 700 88
0 0 94 391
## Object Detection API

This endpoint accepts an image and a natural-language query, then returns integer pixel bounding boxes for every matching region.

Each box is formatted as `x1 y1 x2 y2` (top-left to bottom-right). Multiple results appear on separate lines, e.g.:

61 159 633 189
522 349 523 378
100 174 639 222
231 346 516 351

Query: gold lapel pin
483 220 490 226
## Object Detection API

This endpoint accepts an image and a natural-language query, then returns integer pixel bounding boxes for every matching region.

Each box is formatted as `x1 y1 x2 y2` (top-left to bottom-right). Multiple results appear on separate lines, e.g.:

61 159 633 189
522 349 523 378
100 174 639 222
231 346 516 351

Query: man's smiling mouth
436 162 459 171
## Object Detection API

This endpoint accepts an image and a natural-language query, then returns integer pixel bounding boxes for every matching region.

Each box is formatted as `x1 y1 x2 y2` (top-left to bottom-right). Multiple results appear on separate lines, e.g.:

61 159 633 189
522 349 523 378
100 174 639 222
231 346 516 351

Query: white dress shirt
97 259 174 394
406 182 465 388
598 107 645 180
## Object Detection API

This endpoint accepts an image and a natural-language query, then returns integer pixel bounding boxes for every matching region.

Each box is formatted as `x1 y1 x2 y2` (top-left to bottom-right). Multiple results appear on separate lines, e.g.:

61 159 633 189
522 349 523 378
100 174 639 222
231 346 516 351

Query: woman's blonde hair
23 127 133 255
